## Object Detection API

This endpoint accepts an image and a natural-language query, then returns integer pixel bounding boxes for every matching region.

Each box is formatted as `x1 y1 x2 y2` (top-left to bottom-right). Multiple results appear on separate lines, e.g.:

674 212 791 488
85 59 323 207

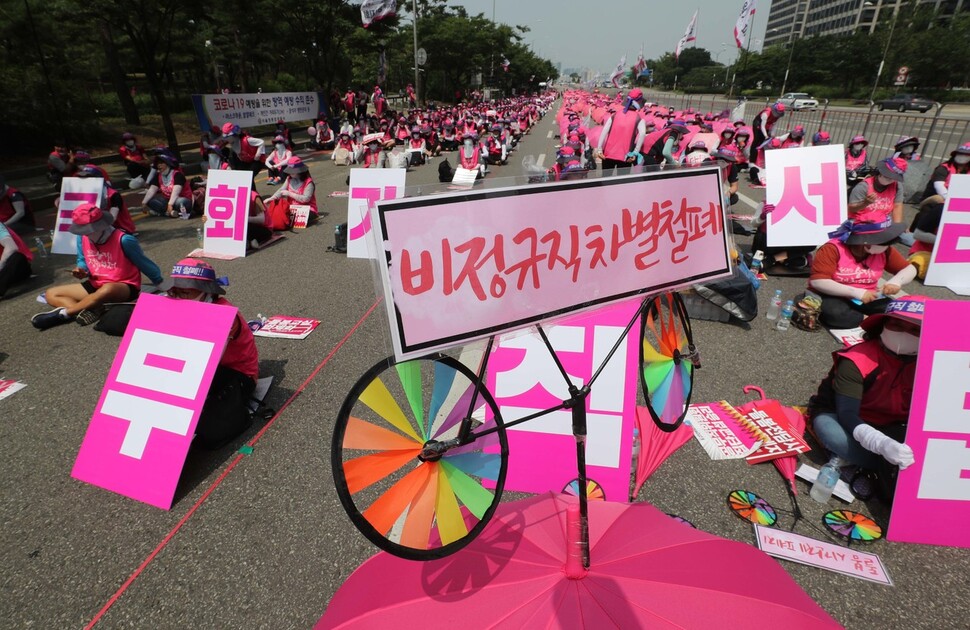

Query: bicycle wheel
639 292 697 432
332 354 508 561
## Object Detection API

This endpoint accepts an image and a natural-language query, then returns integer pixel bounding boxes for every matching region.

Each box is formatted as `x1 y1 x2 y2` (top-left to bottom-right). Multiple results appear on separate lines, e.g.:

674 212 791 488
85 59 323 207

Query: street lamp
779 29 797 96
866 0 902 105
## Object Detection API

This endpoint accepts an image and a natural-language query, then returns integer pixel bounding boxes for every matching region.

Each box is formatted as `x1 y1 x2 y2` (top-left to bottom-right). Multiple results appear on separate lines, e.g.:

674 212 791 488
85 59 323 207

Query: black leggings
195 365 256 449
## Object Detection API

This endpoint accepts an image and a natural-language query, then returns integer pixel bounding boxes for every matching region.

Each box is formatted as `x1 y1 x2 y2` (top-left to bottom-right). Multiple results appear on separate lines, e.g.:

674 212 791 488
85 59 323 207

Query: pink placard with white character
203 169 252 258
766 145 847 248
924 175 970 295
485 300 640 502
346 168 405 259
71 293 236 509
52 177 104 256
889 299 970 548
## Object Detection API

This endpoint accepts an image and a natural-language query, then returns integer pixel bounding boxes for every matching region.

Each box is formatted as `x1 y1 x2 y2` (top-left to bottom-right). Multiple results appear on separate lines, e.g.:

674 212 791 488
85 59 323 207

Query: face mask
464 141 474 148
864 244 889 255
900 145 915 155
876 175 894 187
125 140 135 147
275 143 285 150
851 143 864 152
368 144 378 151
955 155 970 165
881 328 920 356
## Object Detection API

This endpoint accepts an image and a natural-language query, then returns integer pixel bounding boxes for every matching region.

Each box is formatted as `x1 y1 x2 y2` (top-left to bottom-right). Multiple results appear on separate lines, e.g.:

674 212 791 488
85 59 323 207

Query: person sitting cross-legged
31 204 162 330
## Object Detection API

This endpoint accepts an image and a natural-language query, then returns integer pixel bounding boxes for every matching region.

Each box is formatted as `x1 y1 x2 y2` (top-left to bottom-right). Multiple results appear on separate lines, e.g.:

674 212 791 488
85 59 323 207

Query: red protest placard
744 401 812 464
253 315 320 340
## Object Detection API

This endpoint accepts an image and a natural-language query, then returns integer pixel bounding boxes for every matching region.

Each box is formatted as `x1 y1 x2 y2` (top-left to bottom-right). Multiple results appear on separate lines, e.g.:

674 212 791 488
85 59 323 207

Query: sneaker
31 308 72 330
75 307 105 326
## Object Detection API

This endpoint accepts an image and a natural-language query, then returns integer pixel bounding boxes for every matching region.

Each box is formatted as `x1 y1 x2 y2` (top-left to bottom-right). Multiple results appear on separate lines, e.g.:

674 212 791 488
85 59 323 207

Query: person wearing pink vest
265 157 318 226
848 157 906 224
160 258 259 449
844 135 869 174
32 204 161 330
458 135 485 178
0 222 32 299
595 94 648 171
808 219 916 329
221 123 266 176
810 296 924 502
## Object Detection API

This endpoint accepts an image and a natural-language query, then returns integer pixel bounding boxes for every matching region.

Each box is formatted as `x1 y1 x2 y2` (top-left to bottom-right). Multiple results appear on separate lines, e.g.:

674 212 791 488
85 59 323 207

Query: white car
779 92 819 111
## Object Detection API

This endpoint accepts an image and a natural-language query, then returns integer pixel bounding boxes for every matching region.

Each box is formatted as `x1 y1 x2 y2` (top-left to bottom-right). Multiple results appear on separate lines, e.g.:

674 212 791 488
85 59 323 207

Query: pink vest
238 135 260 163
215 297 259 382
288 177 317 214
459 146 481 170
602 110 640 161
834 340 915 426
82 229 142 289
158 169 189 202
854 178 896 223
828 240 886 291
845 150 867 171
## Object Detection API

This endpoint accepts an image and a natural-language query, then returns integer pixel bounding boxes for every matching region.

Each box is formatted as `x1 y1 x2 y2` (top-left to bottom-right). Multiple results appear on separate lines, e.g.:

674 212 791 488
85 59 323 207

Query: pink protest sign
889 299 970 547
346 168 405 259
924 175 970 295
203 169 252 259
485 300 640 501
52 177 104 256
754 525 892 585
71 293 236 509
374 169 731 360
766 145 847 248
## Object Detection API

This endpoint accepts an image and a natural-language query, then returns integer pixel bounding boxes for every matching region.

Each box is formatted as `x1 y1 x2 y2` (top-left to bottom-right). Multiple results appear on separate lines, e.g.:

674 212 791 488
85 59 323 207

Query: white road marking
736 191 760 210
547 130 554 138
536 154 546 167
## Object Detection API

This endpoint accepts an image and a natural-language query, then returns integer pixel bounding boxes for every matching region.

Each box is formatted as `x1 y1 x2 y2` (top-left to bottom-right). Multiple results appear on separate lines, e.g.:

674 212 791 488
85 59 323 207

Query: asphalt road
1 108 968 629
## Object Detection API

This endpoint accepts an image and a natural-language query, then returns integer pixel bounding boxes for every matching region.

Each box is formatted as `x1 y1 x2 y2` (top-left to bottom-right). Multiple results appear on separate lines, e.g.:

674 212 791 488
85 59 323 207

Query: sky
447 0 770 73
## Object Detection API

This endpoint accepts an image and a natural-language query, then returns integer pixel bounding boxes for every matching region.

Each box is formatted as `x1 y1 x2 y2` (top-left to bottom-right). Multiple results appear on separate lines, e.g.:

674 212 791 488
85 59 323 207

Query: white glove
853 424 915 469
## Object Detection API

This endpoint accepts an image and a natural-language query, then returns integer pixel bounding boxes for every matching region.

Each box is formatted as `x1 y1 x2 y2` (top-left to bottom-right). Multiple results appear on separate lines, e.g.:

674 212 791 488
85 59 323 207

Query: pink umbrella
318 493 840 629
631 406 694 501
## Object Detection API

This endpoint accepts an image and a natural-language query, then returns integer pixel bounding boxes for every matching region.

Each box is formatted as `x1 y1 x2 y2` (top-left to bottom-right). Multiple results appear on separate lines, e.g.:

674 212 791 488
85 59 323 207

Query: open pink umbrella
318 493 840 629
631 406 694 501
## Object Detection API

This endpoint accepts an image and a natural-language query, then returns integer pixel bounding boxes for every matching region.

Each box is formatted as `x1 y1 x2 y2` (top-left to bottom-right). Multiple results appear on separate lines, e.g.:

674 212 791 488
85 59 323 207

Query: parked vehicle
877 94 934 113
778 92 819 111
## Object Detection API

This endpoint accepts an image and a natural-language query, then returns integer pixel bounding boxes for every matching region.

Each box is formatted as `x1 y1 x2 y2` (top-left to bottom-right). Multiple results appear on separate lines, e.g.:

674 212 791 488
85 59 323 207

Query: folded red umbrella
632 406 694 500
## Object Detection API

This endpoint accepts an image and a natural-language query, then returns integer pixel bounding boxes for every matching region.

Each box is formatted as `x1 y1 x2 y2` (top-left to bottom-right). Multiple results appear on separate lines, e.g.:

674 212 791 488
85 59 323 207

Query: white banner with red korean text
372 168 732 360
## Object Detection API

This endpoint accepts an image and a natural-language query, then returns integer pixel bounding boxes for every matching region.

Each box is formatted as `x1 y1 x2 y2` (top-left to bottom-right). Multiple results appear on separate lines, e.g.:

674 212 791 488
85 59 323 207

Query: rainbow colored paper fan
727 490 778 526
332 354 509 560
823 510 883 542
640 293 697 432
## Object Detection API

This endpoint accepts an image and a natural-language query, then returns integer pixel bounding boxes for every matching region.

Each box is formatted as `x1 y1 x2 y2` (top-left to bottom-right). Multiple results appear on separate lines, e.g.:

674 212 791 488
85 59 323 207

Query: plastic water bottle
34 237 48 257
766 290 783 320
775 300 795 331
750 250 764 274
811 456 843 503
196 227 204 248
